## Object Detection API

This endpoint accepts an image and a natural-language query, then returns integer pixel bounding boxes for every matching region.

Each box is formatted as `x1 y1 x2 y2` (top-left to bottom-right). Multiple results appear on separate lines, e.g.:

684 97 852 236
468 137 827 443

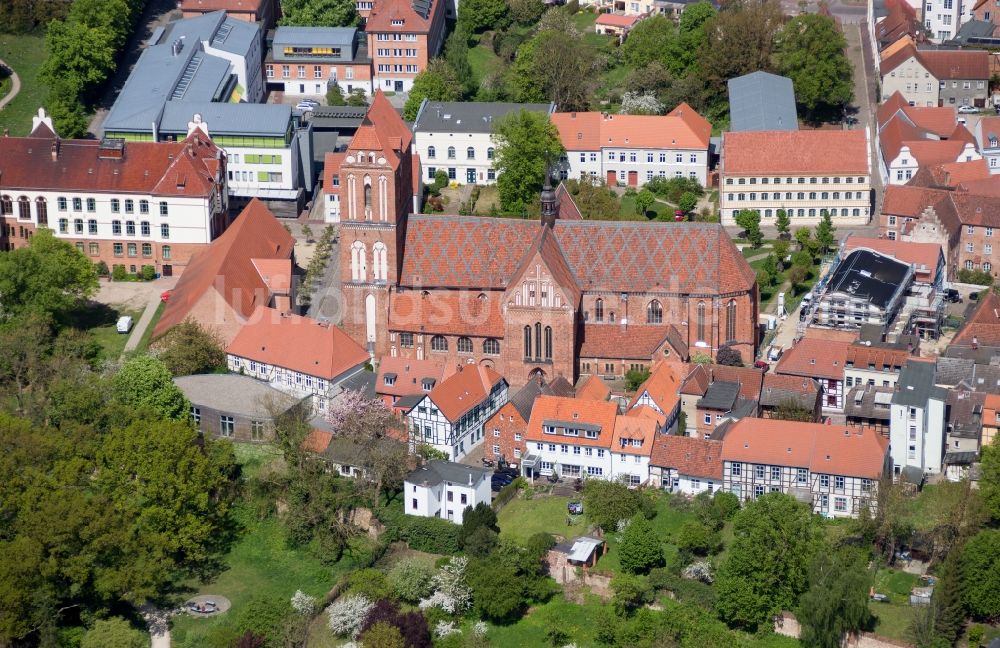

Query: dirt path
0 59 22 112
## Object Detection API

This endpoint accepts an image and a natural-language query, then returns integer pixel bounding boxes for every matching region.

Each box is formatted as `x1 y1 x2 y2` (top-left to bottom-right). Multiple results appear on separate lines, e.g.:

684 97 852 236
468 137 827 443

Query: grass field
869 568 920 642
487 594 605 647
0 33 48 136
497 495 586 542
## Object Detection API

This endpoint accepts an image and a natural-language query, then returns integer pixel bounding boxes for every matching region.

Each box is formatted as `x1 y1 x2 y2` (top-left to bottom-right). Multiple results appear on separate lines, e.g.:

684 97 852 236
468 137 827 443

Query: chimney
973 336 979 350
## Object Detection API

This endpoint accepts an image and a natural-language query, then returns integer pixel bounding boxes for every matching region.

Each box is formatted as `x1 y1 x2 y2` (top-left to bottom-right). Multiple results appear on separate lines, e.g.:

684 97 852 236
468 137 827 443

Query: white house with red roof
404 365 508 460
376 355 449 415
721 418 891 518
719 129 873 226
550 104 712 188
649 435 723 495
225 306 371 413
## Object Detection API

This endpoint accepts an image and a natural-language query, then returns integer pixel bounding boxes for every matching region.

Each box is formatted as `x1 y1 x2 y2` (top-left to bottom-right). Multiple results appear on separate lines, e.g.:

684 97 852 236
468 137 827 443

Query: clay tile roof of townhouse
843 235 942 282
722 418 889 478
845 344 913 371
985 392 1000 427
226 306 370 379
153 198 294 338
721 130 869 175
881 184 953 217
426 365 505 422
951 290 1000 347
322 152 347 196
524 395 619 447
650 435 723 479
775 337 851 381
550 106 711 152
376 356 450 398
628 360 682 412
950 192 1000 227
879 113 932 162
365 0 438 31
877 92 957 138
880 45 989 80
575 375 611 402
611 416 659 456
759 374 820 409
595 13 642 27
181 0 267 11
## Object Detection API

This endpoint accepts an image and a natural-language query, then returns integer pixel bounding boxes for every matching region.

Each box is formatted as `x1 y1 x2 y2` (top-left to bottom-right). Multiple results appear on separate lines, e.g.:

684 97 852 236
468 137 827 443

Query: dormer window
543 425 557 435
991 138 998 148
384 375 396 386
585 430 599 439
422 380 433 391
391 19 404 25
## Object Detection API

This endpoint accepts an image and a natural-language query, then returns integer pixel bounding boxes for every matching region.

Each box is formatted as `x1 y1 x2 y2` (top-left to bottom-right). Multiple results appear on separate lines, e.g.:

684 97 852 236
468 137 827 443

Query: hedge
380 505 462 555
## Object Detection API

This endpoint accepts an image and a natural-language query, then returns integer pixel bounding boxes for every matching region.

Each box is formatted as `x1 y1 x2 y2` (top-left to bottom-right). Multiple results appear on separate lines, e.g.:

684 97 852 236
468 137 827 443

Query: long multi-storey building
550 105 712 187
365 0 447 93
266 27 373 98
720 129 873 226
0 111 227 276
721 418 891 518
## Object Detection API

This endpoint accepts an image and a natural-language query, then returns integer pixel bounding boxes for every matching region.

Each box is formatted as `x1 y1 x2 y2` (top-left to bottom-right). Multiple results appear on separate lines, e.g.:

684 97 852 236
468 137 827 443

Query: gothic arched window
647 300 663 324
457 337 473 353
544 326 552 360
430 335 448 352
726 300 737 343
594 298 604 322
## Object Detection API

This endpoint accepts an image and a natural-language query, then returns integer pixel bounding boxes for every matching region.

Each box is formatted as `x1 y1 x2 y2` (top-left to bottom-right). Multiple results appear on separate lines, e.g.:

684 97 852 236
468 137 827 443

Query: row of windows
57 219 168 238
0 195 47 223
71 241 172 259
375 48 418 57
730 462 872 491
426 146 494 161
964 242 994 255
426 166 495 181
425 335 501 355
524 323 553 361
587 298 737 343
732 208 866 218
266 64 358 81
725 176 866 186
535 442 606 458
600 151 698 164
376 64 420 73
191 408 266 441
727 191 866 202
374 33 418 41
965 260 994 272
229 170 285 183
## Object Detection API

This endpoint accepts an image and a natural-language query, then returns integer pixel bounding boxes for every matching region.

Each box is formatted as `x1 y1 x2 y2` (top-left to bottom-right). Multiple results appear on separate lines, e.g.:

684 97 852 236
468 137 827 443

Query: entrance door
162 264 173 277
628 170 638 187
606 170 616 186
466 168 476 184
299 84 305 93
394 80 404 92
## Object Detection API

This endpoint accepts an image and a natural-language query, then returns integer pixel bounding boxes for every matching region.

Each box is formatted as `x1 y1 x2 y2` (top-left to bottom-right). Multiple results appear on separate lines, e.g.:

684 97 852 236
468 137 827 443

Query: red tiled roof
226 306 370 380
952 291 1000 347
722 130 869 175
304 429 334 453
323 152 346 195
775 337 850 381
708 364 765 401
153 199 295 338
951 192 1000 227
650 435 723 479
722 418 889 478
879 112 930 163
251 258 292 294
388 289 505 338
555 183 583 220
904 139 972 167
595 13 641 27
576 375 611 402
843 235 943 282
376 356 450 398
921 49 991 80
628 360 682 413
626 404 667 426
679 363 711 396
365 0 438 33
0 130 221 197
881 185 952 217
611 415 658 456
845 344 912 371
579 325 674 360
400 217 756 295
876 91 954 136
427 365 505 421
551 107 711 152
761 373 819 394
525 395 620 447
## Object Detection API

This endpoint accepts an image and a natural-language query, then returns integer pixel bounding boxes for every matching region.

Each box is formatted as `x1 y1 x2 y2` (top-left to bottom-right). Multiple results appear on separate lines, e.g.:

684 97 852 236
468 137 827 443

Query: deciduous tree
980 439 1000 522
458 0 510 32
798 547 872 648
491 109 564 213
111 355 189 421
80 618 147 648
619 514 664 574
734 209 762 248
777 14 853 115
403 59 463 120
280 0 359 27
700 0 783 99
583 480 640 532
507 25 598 111
716 493 820 631
156 320 227 376
960 529 1000 620
0 228 98 322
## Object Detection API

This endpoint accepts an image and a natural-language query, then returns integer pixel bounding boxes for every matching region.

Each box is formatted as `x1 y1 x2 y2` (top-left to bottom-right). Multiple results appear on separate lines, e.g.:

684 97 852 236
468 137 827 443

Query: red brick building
337 94 759 388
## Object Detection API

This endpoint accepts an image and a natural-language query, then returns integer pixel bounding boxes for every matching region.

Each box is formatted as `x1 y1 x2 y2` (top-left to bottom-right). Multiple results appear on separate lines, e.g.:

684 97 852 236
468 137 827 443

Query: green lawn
497 495 586 542
620 195 674 220
487 594 605 647
0 33 49 136
869 568 920 642
87 305 142 361
133 300 165 354
467 44 499 87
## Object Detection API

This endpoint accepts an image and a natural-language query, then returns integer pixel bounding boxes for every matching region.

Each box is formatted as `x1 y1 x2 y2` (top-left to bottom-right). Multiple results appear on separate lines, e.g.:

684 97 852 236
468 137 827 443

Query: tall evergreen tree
933 549 966 645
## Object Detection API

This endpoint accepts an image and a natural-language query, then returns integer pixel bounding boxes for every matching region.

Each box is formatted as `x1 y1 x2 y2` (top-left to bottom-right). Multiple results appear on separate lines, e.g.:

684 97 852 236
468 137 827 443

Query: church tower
337 92 416 357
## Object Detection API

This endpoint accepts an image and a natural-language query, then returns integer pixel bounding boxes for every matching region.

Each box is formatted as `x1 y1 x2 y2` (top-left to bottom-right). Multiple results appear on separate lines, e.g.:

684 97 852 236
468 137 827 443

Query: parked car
970 291 981 302
958 104 979 114
567 501 583 515
295 100 319 111
491 474 513 490
943 288 962 303
753 360 769 371
116 315 133 334
767 345 783 362
495 466 518 479
674 210 686 222
160 290 173 302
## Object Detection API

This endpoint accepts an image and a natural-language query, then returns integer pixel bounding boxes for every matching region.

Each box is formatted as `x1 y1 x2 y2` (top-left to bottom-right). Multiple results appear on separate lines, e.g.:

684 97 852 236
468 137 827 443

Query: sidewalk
0 59 22 112
122 277 176 355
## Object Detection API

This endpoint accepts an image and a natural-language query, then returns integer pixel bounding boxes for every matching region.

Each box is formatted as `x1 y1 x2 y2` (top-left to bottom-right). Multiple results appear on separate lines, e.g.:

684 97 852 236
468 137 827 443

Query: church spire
540 158 557 228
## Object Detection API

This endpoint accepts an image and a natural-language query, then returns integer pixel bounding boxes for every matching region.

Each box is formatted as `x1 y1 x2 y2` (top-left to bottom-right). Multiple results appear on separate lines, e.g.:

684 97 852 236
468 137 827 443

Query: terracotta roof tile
628 360 682 412
376 356 450 398
775 337 850 380
951 192 1000 227
722 130 869 176
426 365 505 421
365 0 439 33
579 325 674 360
875 92 955 137
881 185 952 217
551 107 711 152
611 416 658 456
707 364 765 401
722 418 889 478
525 395 620 447
399 217 756 295
304 429 334 453
845 344 912 371
650 435 723 479
879 113 932 162
759 374 820 410
921 49 990 80
596 13 642 27
153 199 295 338
226 306 370 379
679 363 710 395
323 152 346 195
575 375 611 402
181 0 268 11
951 291 1000 348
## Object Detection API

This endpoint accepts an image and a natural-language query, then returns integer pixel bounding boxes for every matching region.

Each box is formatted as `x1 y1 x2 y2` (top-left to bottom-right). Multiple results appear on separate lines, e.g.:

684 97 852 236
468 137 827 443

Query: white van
116 315 134 334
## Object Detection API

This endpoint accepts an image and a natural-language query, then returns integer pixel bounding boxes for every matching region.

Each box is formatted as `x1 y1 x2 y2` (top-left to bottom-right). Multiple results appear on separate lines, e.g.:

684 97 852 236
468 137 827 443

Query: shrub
327 594 374 637
111 264 129 281
346 568 393 601
385 515 462 554
619 513 664 574
141 265 156 281
958 268 995 286
95 260 110 276
649 568 716 610
389 558 435 603
611 574 653 617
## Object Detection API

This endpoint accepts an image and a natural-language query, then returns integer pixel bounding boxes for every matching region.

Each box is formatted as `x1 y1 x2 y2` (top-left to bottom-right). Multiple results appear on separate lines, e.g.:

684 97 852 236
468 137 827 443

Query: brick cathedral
334 93 759 386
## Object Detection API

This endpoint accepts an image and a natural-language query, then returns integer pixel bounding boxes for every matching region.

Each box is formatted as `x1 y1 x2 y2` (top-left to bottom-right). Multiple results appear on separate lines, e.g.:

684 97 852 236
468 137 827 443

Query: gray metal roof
697 380 741 411
728 71 799 132
413 101 555 134
102 12 261 135
159 101 292 136
509 380 545 422
405 460 492 488
936 356 975 386
892 362 941 408
273 26 357 47
174 374 300 417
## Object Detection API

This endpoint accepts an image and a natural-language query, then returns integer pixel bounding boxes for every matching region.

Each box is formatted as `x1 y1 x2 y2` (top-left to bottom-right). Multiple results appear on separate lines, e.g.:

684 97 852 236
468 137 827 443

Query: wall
720 173 873 226
881 57 938 106
415 130 498 185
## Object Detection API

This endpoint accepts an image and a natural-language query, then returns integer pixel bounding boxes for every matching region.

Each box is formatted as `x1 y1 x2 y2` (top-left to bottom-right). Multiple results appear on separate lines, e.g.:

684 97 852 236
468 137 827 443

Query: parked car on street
944 288 962 303
295 100 319 111
958 104 979 114
753 360 769 371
